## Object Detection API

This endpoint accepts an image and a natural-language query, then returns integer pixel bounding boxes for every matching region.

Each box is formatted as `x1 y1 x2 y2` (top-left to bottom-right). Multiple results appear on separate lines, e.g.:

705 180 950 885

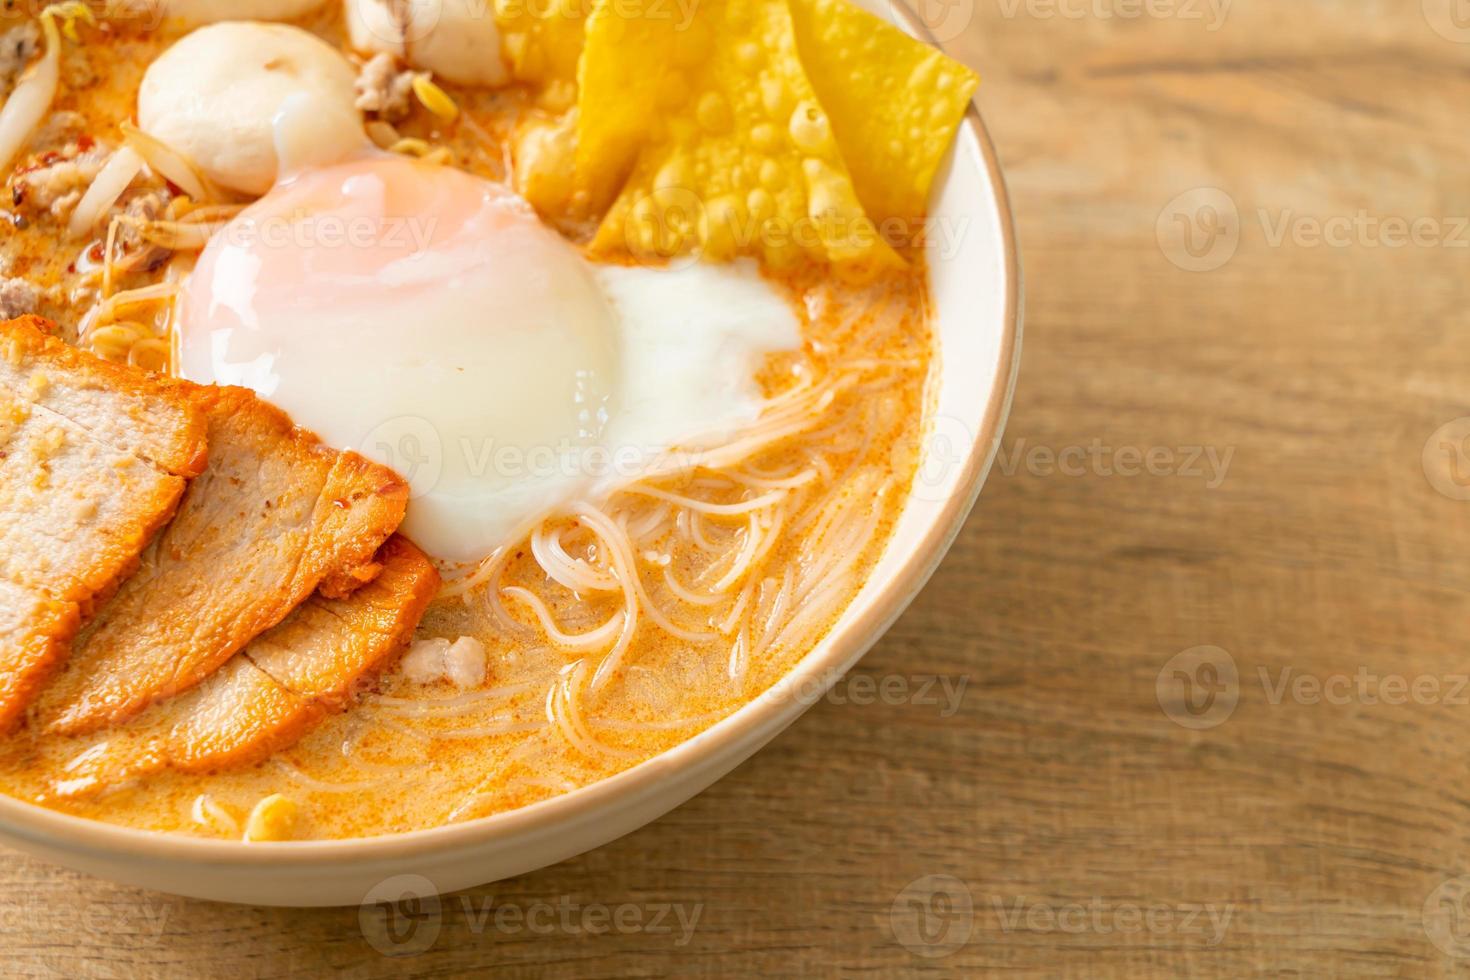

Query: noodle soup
0 1 963 841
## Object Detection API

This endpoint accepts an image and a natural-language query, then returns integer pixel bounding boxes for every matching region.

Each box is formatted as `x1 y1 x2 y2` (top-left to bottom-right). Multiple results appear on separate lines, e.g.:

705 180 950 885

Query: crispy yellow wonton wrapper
510 0 979 268
787 0 979 231
575 0 900 271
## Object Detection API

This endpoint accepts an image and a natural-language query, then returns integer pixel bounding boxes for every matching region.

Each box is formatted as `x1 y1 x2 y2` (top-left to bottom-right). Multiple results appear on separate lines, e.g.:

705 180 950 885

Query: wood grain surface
10 2 1470 976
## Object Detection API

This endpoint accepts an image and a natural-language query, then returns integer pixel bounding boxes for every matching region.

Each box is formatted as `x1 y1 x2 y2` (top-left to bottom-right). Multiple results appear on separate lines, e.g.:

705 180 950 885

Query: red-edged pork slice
37 385 409 736
52 536 438 796
0 317 208 732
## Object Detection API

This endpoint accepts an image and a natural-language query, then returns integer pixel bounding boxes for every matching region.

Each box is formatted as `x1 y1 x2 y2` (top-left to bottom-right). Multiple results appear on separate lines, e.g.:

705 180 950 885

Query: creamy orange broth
0 12 935 838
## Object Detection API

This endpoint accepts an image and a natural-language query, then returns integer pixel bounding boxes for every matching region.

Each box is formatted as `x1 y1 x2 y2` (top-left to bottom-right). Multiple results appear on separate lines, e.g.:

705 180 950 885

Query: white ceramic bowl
0 6 1022 907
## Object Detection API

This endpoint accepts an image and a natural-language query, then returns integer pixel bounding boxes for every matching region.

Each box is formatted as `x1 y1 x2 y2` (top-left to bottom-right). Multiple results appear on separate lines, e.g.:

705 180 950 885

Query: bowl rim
0 19 1023 874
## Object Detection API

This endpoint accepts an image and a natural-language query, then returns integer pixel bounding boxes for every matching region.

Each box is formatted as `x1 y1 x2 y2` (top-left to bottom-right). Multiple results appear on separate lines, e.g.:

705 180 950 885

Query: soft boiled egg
177 130 801 561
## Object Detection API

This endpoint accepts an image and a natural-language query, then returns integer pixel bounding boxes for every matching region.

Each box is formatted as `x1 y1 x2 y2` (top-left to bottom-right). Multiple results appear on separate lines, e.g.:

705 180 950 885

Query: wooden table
10 2 1470 976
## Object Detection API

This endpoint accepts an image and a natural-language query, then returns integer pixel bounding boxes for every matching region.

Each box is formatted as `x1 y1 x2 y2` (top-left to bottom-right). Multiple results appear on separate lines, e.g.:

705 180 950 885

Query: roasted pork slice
51 536 439 797
0 317 209 732
38 385 410 736
0 316 208 477
0 386 190 604
0 581 81 734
